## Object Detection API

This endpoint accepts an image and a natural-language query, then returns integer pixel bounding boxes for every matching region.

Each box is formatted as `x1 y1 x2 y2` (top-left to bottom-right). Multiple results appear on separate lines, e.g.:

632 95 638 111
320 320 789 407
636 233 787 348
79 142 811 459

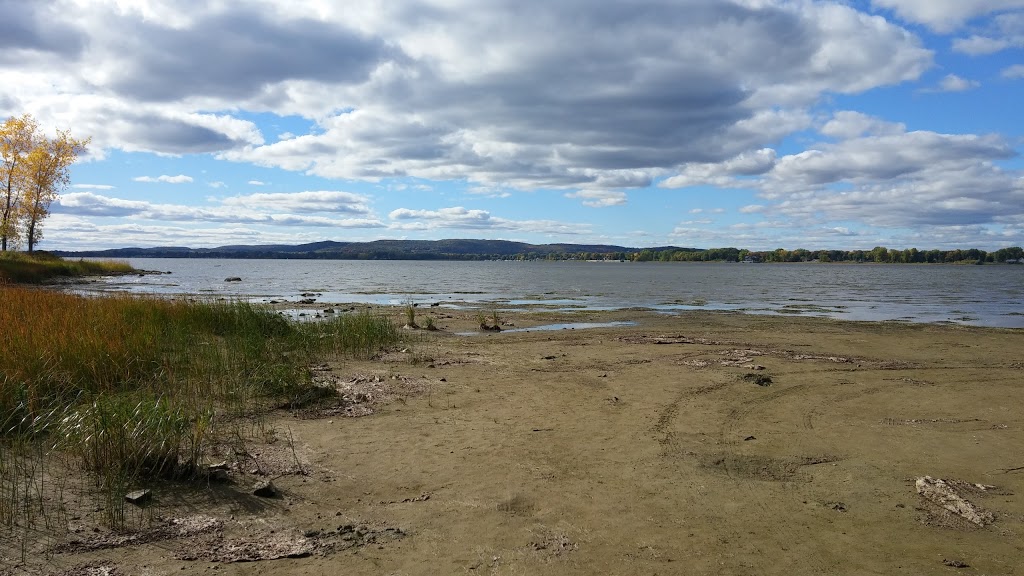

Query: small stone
125 489 151 505
253 479 278 498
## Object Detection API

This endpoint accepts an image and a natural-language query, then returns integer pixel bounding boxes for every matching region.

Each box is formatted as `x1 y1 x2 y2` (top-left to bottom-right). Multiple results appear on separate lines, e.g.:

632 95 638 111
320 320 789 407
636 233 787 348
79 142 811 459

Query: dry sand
7 309 1024 575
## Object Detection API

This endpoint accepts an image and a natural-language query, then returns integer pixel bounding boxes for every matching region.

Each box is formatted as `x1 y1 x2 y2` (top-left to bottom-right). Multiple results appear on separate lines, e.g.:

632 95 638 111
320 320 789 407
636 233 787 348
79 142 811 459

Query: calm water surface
80 259 1024 328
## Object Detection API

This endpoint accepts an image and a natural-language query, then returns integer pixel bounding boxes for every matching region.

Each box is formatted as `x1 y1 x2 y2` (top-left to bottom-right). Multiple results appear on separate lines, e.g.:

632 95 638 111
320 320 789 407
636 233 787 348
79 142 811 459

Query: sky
4 0 1024 251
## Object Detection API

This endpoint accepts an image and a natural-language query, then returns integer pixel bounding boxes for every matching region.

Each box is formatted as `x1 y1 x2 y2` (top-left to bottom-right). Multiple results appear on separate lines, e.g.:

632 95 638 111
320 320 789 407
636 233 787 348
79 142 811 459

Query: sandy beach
11 308 1024 575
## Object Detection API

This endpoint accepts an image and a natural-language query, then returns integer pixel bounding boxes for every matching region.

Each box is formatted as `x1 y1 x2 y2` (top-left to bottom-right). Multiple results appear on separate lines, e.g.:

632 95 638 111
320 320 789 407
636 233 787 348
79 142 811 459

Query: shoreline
12 308 1024 575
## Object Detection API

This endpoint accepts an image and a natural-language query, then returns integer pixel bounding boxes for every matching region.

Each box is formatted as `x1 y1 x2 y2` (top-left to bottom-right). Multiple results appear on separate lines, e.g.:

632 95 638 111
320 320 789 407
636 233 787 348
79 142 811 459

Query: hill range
54 239 683 260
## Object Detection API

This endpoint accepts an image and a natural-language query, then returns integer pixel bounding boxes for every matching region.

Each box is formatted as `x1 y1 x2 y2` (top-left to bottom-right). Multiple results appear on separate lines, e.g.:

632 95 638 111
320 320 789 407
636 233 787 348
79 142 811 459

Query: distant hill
54 239 685 260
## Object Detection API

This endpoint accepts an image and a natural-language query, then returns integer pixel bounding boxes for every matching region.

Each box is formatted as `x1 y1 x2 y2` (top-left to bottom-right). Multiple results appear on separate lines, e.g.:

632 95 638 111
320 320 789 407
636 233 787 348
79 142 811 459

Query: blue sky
4 0 1024 251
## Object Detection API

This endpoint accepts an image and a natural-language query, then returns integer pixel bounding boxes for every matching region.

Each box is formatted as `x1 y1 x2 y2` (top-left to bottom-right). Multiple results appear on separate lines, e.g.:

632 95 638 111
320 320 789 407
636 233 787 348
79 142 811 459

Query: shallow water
79 259 1024 328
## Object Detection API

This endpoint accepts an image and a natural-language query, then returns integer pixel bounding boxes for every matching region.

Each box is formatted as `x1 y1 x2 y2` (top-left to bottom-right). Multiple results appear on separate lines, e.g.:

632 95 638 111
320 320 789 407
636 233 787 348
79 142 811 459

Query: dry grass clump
0 251 134 284
0 286 402 533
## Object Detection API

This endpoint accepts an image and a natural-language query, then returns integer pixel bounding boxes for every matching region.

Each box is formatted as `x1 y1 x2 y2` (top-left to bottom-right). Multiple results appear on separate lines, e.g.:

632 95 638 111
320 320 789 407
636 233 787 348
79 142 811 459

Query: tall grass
0 286 402 531
0 251 135 284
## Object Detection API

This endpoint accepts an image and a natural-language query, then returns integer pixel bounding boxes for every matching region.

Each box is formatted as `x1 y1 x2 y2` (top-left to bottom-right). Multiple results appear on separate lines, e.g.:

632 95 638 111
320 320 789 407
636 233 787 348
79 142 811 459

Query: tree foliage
0 114 88 252
0 114 38 251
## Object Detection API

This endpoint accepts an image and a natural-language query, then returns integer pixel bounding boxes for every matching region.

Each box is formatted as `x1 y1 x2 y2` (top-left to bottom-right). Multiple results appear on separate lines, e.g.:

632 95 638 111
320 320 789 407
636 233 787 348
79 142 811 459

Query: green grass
0 251 136 284
0 287 402 531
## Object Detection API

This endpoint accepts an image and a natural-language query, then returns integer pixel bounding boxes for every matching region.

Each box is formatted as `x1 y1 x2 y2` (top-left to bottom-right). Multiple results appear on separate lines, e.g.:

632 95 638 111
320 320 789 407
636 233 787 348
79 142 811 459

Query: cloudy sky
5 0 1024 251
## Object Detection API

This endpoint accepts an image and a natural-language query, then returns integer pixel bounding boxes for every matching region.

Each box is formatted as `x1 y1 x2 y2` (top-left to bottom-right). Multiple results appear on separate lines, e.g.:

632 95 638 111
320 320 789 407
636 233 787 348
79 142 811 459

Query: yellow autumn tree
0 114 38 251
20 129 90 252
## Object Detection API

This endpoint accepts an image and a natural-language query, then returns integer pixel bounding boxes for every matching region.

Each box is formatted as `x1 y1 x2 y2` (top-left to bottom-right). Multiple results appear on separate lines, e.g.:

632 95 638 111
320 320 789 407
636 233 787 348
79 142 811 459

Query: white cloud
221 191 372 214
133 174 194 184
217 0 929 191
952 12 1024 54
71 183 115 190
386 205 590 235
661 149 777 189
207 181 227 189
564 190 628 208
53 191 384 228
755 130 1023 230
248 180 267 186
820 111 906 139
953 35 1013 54
935 74 981 92
1003 64 1024 78
42 214 382 251
656 111 1024 240
872 0 1024 32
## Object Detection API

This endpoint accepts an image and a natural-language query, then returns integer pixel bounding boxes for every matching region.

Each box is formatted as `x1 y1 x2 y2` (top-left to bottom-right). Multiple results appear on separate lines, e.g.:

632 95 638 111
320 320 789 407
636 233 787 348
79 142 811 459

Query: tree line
1 114 88 252
597 246 1024 264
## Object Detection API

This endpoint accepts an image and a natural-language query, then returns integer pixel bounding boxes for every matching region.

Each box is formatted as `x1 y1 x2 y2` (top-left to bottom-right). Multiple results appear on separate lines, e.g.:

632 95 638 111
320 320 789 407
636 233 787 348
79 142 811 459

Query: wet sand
11 309 1024 575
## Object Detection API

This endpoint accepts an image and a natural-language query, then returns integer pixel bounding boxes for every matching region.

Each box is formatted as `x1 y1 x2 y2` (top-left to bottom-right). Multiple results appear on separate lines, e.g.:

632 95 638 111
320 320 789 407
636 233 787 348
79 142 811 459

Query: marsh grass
0 286 402 534
0 251 135 284
403 299 418 329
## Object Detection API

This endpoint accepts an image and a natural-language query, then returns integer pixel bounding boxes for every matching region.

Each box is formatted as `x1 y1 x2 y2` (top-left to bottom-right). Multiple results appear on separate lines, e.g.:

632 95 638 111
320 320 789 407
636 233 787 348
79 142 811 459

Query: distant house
1007 258 1024 264
742 255 761 263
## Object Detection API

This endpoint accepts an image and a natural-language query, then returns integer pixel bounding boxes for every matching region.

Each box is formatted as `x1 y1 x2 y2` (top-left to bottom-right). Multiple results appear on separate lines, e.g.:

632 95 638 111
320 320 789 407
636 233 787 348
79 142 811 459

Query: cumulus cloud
2 0 936 193
53 192 384 228
43 214 370 251
934 74 981 92
660 111 1024 235
952 11 1024 54
248 180 267 186
0 0 85 61
762 136 1022 229
661 149 777 188
565 190 628 208
953 35 1013 54
221 191 372 214
872 0 1024 32
220 0 929 190
134 174 194 184
820 111 906 139
387 206 590 235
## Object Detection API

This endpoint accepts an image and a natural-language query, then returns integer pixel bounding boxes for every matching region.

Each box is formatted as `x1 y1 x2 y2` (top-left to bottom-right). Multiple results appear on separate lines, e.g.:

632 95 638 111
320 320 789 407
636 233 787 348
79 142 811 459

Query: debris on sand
253 479 278 498
741 373 773 386
915 476 995 527
57 515 224 553
177 523 406 563
124 489 151 505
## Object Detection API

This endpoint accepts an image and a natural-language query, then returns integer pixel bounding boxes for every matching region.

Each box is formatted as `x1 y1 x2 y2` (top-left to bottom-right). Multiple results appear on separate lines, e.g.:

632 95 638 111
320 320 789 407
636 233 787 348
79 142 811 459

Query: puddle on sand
457 321 636 336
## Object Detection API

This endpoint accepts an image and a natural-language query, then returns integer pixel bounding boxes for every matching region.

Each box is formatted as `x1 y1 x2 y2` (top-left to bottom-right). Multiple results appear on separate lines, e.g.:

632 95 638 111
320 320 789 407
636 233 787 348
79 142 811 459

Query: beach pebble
125 489 152 505
253 479 278 498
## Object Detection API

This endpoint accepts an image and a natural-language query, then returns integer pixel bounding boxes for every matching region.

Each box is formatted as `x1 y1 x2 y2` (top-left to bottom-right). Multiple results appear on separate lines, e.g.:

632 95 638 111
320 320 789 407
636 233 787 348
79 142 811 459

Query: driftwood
915 476 994 526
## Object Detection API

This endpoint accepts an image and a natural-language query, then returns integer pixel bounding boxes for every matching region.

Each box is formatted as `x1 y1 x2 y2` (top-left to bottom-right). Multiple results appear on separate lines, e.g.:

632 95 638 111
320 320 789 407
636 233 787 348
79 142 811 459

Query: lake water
78 259 1024 328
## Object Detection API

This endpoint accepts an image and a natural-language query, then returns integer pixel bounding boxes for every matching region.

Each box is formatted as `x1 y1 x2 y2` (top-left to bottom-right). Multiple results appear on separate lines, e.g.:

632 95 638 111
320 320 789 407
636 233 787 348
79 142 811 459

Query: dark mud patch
699 453 841 482
56 515 224 553
176 522 406 563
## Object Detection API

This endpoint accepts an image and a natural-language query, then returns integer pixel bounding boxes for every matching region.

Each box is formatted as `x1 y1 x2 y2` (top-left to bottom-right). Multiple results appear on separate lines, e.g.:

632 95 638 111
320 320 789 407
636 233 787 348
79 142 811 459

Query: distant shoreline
52 238 1024 264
